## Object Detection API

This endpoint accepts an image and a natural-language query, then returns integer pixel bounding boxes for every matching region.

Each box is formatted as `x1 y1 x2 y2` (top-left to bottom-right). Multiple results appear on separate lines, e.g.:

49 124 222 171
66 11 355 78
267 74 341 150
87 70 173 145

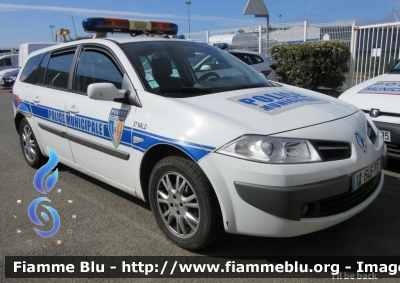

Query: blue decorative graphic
28 147 61 238
28 197 60 237
33 147 59 194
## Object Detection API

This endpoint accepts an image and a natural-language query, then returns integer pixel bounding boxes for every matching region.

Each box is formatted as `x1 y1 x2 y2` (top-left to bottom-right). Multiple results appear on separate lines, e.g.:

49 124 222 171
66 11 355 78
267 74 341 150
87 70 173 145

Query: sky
1 0 400 49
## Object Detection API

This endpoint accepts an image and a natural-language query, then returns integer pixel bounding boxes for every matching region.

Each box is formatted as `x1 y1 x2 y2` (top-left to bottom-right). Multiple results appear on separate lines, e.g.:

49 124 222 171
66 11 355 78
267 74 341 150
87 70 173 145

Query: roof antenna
71 16 78 38
393 9 399 22
93 32 107 38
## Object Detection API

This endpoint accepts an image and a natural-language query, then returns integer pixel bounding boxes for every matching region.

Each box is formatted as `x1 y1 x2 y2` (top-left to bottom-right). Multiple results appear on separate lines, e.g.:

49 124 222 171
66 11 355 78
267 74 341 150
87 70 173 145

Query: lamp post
49 25 55 42
185 1 191 39
278 14 282 24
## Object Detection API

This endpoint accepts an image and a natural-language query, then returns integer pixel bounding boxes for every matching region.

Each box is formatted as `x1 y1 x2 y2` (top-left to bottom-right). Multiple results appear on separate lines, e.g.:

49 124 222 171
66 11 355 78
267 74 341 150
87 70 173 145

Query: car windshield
121 40 271 97
389 60 400 73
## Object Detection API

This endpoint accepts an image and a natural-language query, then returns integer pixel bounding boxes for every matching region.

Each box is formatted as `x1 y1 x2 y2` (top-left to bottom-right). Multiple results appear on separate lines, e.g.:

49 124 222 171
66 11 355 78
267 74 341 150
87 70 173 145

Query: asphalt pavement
1 87 400 282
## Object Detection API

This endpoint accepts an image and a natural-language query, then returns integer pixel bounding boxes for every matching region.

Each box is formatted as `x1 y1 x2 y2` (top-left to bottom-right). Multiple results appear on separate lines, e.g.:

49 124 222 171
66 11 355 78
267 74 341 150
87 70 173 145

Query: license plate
352 159 382 191
381 130 391 142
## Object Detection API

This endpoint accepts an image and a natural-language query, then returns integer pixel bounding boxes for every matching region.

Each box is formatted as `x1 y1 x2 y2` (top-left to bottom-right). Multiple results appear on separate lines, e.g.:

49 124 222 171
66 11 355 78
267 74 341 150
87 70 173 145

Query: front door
66 46 137 190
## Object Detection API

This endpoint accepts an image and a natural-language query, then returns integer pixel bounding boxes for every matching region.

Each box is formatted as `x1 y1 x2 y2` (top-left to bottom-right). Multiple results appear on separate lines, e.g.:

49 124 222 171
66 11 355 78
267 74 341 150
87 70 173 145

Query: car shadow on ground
58 157 400 257
385 158 400 174
57 163 151 211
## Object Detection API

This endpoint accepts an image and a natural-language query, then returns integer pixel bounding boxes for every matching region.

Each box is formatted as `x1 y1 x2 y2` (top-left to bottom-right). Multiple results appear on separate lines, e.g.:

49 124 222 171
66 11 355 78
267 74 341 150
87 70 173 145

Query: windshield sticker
358 81 400 95
227 92 325 115
148 80 159 89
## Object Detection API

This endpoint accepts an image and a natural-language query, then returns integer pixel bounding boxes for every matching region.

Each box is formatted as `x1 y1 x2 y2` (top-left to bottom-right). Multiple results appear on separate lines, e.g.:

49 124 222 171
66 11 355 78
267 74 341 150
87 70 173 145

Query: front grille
387 143 400 157
318 173 381 217
362 109 400 118
366 122 378 144
313 141 351 161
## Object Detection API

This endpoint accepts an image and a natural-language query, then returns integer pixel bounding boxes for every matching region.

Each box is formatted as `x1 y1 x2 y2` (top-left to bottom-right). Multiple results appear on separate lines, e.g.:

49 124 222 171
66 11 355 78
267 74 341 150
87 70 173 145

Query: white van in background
0 54 18 71
19 42 59 68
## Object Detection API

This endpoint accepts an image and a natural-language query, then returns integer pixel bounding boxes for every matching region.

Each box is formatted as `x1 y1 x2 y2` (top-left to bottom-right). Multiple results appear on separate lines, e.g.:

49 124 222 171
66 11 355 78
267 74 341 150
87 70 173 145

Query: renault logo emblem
355 133 367 152
369 108 380 118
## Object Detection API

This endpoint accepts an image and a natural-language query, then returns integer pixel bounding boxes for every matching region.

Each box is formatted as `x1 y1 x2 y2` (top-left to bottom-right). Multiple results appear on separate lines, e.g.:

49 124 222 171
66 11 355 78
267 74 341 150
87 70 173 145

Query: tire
149 156 224 250
19 118 46 169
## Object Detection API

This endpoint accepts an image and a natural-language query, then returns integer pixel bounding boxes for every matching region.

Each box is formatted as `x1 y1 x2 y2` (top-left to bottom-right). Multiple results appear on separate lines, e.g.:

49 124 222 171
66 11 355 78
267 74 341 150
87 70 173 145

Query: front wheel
149 156 224 250
19 118 45 168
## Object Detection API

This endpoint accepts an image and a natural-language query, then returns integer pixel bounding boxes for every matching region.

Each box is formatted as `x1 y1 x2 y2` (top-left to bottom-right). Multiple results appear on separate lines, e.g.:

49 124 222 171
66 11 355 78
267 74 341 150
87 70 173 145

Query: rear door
29 47 77 163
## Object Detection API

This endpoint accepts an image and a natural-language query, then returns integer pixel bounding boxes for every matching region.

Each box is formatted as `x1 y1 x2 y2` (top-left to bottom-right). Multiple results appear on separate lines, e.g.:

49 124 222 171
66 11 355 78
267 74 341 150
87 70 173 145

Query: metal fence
184 20 400 89
349 22 400 87
183 21 354 59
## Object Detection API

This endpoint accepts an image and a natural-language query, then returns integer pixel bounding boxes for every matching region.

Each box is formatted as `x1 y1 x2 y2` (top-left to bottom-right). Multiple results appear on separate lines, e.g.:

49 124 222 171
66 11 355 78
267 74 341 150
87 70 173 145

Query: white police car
210 43 277 81
228 50 277 81
13 17 387 250
339 61 400 159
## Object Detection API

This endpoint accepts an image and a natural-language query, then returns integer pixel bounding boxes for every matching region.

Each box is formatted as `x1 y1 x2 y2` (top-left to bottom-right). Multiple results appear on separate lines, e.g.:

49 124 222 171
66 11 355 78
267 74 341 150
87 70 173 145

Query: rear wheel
149 156 224 250
19 118 45 168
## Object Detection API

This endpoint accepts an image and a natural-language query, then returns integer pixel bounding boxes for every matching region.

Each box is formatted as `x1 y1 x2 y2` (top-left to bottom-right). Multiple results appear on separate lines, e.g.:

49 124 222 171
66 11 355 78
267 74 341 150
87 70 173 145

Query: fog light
301 202 316 217
301 203 309 216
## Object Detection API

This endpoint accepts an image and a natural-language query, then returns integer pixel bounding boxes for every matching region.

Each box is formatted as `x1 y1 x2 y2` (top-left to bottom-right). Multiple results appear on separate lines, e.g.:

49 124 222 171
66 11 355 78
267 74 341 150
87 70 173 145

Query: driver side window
74 49 123 94
140 53 186 89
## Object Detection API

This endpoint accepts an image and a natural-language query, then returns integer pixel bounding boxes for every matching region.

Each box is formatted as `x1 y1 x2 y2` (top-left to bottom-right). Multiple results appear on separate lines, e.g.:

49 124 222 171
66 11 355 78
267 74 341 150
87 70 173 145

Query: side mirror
200 65 212 71
87 83 126 101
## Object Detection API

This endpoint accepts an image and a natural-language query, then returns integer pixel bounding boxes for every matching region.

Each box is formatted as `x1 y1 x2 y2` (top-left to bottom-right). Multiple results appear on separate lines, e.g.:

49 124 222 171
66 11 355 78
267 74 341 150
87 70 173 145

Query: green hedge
269 40 350 90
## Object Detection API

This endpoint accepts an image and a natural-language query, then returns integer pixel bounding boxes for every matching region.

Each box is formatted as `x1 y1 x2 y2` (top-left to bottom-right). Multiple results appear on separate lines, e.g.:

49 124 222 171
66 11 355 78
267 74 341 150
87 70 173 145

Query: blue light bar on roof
82 17 178 35
213 43 229 50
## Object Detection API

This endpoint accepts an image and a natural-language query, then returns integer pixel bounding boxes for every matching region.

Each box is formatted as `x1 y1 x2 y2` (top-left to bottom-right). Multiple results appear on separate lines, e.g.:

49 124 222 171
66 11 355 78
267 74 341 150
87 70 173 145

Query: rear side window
252 55 264 63
231 53 264 65
19 54 42 84
35 53 50 85
0 57 12 66
44 50 75 90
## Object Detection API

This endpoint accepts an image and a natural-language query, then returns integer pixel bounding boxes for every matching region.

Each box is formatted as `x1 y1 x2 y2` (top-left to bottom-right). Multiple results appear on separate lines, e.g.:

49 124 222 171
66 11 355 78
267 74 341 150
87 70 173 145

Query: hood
339 74 400 113
176 84 359 135
0 68 18 76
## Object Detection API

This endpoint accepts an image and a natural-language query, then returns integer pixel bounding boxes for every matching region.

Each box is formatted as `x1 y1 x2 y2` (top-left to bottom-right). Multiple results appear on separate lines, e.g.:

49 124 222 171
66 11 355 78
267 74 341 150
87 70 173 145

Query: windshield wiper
157 87 213 94
388 69 400 74
224 83 269 91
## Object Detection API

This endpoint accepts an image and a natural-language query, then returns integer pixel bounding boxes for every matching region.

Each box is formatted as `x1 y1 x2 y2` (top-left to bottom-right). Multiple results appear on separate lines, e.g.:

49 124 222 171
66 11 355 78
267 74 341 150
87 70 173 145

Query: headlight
363 111 378 132
216 135 322 163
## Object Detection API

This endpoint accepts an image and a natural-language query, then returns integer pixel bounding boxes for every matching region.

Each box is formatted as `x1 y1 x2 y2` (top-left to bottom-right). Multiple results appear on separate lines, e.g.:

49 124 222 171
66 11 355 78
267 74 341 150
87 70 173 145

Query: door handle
67 107 79 114
32 97 41 103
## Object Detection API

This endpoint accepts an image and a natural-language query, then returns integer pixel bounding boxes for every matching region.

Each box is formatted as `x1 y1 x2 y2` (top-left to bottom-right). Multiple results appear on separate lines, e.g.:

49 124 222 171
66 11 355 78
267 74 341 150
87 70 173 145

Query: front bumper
3 79 15 87
375 121 400 159
199 112 386 237
235 166 382 221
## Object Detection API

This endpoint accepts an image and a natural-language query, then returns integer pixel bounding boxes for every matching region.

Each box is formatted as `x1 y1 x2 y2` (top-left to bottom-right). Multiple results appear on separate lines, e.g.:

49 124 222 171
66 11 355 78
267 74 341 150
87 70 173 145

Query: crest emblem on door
108 108 128 148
